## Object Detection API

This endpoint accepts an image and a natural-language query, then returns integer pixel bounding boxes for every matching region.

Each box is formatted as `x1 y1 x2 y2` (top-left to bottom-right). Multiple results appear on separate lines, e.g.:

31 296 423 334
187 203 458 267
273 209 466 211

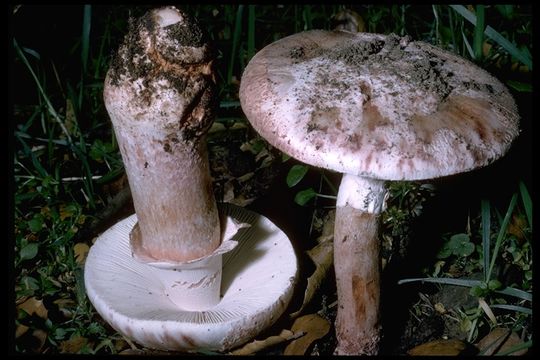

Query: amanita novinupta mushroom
84 6 297 352
239 30 520 354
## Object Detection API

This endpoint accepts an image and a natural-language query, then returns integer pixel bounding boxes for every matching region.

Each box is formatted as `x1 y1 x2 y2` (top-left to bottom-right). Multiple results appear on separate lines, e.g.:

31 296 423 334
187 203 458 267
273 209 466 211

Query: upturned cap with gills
85 204 298 352
239 30 519 355
239 30 520 181
86 7 298 352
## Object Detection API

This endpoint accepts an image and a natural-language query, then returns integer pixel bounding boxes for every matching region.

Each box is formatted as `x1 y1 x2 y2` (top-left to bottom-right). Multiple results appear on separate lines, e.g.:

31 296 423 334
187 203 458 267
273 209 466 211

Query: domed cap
240 30 520 180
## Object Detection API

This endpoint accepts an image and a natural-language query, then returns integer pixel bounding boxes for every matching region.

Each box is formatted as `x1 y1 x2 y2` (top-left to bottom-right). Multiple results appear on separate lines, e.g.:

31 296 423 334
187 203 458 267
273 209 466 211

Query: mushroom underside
84 204 297 352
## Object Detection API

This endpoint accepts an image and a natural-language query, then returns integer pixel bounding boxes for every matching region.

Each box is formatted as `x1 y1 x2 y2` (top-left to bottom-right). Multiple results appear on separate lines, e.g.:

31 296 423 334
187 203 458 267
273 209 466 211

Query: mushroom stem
333 174 387 355
102 6 224 310
116 131 220 263
103 6 220 264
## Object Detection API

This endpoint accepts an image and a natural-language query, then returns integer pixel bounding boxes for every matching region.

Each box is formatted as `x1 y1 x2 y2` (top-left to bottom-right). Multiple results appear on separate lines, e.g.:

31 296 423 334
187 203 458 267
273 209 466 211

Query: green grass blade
481 199 491 282
449 5 532 69
496 339 533 355
15 135 49 178
82 5 92 74
398 277 483 287
461 30 475 58
227 5 244 85
487 193 518 281
447 6 457 52
490 304 532 315
507 80 532 93
399 277 531 301
21 46 40 60
519 181 532 229
94 14 110 79
322 172 338 195
17 106 41 133
294 5 299 34
302 5 313 31
432 5 440 45
473 5 484 61
247 5 255 62
450 5 475 23
66 82 81 130
496 286 532 302
484 25 532 69
220 101 241 109
13 38 72 143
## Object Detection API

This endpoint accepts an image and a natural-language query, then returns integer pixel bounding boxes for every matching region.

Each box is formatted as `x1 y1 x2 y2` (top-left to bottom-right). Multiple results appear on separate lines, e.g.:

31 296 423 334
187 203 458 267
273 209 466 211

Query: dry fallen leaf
74 243 90 265
408 339 468 356
475 327 528 356
60 335 88 353
54 298 76 318
64 98 80 138
15 323 29 338
284 314 331 355
32 329 48 352
507 214 528 241
209 122 226 133
17 297 48 319
434 302 446 314
230 329 302 355
290 211 335 318
333 9 366 33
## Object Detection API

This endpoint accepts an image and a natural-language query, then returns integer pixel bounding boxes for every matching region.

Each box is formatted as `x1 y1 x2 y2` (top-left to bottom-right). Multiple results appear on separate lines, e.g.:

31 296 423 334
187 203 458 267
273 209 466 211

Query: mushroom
85 6 297 352
85 203 297 351
239 30 519 354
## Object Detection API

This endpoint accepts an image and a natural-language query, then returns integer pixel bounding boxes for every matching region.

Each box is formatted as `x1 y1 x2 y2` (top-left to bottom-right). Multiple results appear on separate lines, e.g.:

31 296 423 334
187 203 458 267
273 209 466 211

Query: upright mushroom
85 6 297 352
239 30 519 354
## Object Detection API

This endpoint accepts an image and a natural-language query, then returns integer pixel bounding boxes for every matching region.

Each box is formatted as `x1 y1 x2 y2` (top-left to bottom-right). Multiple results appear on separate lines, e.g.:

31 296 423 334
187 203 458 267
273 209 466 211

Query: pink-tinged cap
240 30 520 180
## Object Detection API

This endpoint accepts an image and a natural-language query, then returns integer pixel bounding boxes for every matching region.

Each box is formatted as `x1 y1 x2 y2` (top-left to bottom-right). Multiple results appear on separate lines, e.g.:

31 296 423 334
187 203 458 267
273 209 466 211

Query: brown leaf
408 339 468 356
54 298 76 318
434 302 446 314
475 327 528 356
17 297 48 319
59 204 75 221
60 335 88 353
333 9 366 33
105 173 130 197
483 41 492 57
64 98 80 138
74 243 90 265
230 329 301 355
32 329 48 352
507 214 528 241
284 314 331 355
208 122 226 134
290 211 335 318
16 324 29 338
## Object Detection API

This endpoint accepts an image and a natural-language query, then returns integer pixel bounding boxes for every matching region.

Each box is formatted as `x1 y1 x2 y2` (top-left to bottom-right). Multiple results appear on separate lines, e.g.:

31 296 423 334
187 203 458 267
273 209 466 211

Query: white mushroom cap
240 30 520 181
84 204 297 352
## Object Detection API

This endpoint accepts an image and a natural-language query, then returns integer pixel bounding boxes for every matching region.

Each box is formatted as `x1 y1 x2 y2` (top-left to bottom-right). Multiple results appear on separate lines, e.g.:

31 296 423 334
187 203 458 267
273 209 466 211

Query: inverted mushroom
85 6 297 352
239 30 519 354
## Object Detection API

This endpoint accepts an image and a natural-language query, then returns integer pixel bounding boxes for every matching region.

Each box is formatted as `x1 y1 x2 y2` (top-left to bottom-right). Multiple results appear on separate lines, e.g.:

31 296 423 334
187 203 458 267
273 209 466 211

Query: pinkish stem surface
103 7 220 263
333 174 387 355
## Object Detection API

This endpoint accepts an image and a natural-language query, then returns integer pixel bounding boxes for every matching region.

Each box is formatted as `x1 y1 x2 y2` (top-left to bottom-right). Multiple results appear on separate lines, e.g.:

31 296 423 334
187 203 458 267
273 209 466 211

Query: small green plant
437 233 476 259
399 180 532 346
285 163 337 206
